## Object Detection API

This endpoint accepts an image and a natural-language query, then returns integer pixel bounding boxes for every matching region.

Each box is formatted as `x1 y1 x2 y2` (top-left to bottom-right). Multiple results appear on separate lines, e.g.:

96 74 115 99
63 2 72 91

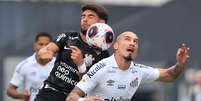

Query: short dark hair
35 32 52 42
82 3 109 23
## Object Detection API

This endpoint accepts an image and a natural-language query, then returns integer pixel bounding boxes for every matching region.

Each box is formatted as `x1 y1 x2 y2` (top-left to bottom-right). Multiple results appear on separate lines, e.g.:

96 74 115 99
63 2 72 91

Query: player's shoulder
15 55 35 73
87 59 109 78
59 31 80 37
67 31 80 36
55 31 80 42
86 55 113 78
50 57 56 63
17 55 34 66
96 54 114 68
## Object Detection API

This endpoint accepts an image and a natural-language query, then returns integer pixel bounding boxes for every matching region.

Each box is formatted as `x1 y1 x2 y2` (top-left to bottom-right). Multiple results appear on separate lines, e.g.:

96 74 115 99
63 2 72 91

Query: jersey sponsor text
54 62 78 86
104 96 130 101
87 63 106 78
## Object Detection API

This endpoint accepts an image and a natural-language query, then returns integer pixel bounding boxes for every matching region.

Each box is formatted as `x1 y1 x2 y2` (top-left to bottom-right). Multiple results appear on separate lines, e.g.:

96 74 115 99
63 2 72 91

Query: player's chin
81 26 88 31
82 25 89 30
123 54 133 61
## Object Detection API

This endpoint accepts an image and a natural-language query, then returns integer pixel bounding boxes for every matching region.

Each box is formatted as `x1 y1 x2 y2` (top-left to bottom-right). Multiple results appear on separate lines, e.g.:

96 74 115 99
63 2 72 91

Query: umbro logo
106 80 115 86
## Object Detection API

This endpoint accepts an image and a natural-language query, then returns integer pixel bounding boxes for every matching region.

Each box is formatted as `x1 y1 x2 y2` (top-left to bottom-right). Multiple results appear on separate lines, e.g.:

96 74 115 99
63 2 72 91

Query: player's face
81 10 104 34
115 32 139 61
34 36 51 53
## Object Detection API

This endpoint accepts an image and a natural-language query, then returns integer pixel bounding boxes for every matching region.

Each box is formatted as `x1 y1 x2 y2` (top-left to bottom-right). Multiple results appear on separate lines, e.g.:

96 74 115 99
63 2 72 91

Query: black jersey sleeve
94 49 110 63
53 32 80 50
99 50 110 59
54 33 68 49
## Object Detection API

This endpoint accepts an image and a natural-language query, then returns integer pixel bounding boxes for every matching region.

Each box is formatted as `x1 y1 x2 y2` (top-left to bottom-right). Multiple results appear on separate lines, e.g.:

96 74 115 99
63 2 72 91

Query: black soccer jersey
45 32 109 93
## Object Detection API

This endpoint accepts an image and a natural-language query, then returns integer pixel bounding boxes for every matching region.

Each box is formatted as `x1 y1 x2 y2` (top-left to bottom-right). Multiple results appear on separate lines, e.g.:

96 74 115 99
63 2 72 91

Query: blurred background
1 0 201 101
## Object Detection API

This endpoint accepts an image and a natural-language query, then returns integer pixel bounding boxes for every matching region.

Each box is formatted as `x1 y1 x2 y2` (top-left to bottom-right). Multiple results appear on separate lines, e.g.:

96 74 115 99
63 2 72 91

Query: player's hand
70 46 84 66
176 43 190 66
38 47 54 65
23 90 30 101
84 96 104 101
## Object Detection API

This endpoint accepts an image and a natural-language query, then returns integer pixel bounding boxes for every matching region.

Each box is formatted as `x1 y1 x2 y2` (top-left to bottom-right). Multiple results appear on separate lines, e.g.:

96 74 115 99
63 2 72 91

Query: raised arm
157 43 190 82
37 42 59 65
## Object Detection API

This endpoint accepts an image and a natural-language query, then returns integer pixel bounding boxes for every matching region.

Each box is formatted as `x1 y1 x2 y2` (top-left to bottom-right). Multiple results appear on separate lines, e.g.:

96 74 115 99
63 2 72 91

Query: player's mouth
82 23 89 28
127 48 134 53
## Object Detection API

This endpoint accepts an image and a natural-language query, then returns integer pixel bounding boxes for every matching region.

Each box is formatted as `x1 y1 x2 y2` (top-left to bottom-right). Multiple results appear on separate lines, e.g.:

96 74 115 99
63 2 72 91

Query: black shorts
34 84 68 101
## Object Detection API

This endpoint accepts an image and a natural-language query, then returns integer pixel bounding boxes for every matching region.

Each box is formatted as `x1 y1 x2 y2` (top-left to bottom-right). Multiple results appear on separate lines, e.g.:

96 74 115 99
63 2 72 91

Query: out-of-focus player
7 32 55 101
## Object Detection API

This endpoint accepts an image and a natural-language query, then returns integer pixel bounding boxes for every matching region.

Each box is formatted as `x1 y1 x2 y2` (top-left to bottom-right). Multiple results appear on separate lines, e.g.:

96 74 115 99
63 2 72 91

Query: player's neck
80 33 87 43
114 53 131 70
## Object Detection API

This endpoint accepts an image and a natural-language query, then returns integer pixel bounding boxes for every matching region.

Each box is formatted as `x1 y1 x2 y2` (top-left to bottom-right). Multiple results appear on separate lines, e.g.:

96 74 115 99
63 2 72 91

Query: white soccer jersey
77 54 159 101
10 53 55 101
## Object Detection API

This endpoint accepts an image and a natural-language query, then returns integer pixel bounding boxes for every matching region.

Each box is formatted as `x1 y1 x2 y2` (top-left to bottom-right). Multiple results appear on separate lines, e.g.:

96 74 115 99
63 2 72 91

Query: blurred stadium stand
1 0 201 101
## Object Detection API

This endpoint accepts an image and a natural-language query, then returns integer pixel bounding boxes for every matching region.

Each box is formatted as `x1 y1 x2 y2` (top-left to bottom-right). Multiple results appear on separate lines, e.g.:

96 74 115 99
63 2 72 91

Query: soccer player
34 3 110 101
7 32 55 101
66 31 190 101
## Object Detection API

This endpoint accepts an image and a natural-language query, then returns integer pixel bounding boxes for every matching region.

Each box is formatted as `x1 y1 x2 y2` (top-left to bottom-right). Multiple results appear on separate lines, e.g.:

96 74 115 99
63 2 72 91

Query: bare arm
157 43 190 82
66 87 104 101
66 87 85 101
7 84 23 99
7 84 30 100
37 42 59 65
158 63 186 82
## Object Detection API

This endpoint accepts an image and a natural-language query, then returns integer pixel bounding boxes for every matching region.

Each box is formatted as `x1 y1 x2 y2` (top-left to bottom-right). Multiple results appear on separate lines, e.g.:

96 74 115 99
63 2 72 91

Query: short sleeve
95 50 109 62
76 62 106 94
76 74 96 94
53 33 68 49
10 62 25 87
140 65 160 83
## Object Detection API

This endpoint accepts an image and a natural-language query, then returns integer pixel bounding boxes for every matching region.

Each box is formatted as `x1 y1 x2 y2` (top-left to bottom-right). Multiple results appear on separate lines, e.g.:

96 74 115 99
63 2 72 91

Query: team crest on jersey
130 77 138 88
84 54 95 67
56 33 66 42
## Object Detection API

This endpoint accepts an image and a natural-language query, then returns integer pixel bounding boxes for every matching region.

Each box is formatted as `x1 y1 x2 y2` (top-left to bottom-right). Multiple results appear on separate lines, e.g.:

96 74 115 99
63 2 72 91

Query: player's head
34 32 52 53
81 3 109 35
114 31 139 61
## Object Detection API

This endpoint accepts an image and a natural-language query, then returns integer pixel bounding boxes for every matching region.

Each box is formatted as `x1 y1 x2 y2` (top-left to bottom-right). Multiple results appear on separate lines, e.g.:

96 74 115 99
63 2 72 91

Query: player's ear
113 42 118 50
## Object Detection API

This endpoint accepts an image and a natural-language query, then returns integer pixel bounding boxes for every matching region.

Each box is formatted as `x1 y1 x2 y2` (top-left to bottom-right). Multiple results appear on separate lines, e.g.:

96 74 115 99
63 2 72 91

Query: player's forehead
118 31 139 40
37 36 50 41
81 9 98 16
36 36 50 43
